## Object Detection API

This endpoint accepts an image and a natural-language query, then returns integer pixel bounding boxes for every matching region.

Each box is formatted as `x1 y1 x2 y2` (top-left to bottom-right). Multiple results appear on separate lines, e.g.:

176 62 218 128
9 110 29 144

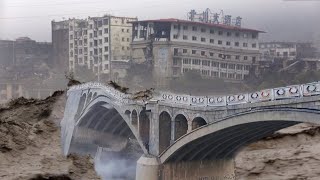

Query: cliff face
0 92 101 180
235 123 320 180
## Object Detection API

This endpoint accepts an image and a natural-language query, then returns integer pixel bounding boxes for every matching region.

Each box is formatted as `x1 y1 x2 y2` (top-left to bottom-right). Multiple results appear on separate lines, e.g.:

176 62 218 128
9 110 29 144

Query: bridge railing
68 82 135 104
158 81 320 107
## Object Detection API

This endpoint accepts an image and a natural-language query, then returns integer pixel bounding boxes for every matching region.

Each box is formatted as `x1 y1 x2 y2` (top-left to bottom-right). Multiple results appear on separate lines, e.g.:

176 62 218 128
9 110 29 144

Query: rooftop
131 18 265 33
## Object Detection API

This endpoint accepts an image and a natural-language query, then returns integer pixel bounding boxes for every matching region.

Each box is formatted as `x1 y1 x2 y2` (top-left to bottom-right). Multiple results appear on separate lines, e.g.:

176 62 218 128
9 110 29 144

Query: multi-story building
52 20 69 72
260 42 297 61
53 15 137 78
130 18 264 86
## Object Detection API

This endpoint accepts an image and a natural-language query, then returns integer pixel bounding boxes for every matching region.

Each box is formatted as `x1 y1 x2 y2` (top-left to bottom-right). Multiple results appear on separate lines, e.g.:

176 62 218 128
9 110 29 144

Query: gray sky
1 0 320 43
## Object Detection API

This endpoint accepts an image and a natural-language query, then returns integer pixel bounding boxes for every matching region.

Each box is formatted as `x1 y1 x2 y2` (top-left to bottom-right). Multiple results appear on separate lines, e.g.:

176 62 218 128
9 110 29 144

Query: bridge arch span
64 94 148 155
159 108 320 163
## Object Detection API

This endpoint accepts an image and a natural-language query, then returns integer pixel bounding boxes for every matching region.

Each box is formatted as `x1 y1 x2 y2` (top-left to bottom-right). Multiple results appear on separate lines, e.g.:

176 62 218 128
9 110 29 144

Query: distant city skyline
0 0 320 44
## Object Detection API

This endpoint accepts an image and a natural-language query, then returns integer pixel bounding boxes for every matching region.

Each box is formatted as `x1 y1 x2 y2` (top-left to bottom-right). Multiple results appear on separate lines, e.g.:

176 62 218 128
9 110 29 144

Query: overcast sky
0 0 320 43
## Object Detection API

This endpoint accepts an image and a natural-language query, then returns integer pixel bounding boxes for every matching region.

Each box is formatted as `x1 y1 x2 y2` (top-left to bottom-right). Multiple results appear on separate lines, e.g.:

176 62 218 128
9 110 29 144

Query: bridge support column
136 155 161 180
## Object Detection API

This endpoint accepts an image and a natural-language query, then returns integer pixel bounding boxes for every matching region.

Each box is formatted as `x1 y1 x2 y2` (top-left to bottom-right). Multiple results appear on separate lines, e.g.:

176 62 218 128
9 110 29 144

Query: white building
58 15 137 78
131 18 264 86
260 42 297 61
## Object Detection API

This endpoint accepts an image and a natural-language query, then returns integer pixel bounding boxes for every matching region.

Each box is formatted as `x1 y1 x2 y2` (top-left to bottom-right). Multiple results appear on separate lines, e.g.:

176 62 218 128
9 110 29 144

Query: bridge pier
136 156 235 180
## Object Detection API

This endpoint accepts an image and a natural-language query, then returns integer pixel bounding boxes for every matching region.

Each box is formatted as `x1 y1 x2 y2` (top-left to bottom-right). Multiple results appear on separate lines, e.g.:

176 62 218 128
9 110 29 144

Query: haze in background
0 0 319 44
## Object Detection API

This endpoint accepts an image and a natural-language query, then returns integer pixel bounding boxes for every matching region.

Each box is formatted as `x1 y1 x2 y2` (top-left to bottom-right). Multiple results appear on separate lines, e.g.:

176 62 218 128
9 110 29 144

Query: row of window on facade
173 48 256 61
177 58 251 70
70 36 130 48
180 68 246 80
70 27 131 39
172 35 257 48
173 24 258 39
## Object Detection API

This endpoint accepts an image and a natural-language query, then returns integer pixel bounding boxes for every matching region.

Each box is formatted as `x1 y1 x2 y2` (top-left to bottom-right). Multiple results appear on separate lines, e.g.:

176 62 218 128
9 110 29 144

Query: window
104 28 109 34
89 33 93 38
183 35 188 40
202 70 210 76
79 40 83 45
226 55 231 59
235 55 240 60
192 26 197 31
243 43 248 47
236 74 242 80
79 49 82 54
235 42 239 47
212 62 219 67
252 43 257 48
210 39 214 44
99 30 102 36
212 71 219 77
244 56 248 60
173 25 179 29
104 46 108 51
192 59 201 65
209 52 214 57
244 65 250 70
252 56 256 62
173 34 178 39
84 39 88 45
103 19 109 25
183 26 188 30
218 31 223 35
201 37 206 42
173 58 179 65
183 58 191 64
127 47 130 50
70 35 73 39
127 29 130 33
192 50 196 54
228 64 235 69
173 48 179 56
99 39 102 45
228 74 235 79
227 32 231 36
236 64 243 70
94 31 97 37
226 41 231 46
70 43 73 48
122 29 124 32
221 63 227 68
104 37 108 43
243 33 248 38
104 55 109 60
89 24 93 29
201 51 206 56
252 34 257 39
235 32 240 37
210 29 214 34
122 37 125 41
218 40 223 45
192 36 197 41
202 60 210 66
99 48 102 54
201 28 206 32
122 46 125 50
90 42 93 47
183 49 188 53
84 30 87 35
127 38 130 42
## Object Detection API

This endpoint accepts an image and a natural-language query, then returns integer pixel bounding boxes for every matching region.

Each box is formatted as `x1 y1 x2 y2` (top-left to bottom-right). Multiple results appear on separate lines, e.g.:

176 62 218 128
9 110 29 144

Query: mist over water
94 148 137 180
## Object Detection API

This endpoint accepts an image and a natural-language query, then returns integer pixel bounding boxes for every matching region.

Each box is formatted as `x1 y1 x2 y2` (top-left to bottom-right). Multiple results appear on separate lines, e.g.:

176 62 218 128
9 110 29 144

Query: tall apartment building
131 18 264 86
52 15 137 77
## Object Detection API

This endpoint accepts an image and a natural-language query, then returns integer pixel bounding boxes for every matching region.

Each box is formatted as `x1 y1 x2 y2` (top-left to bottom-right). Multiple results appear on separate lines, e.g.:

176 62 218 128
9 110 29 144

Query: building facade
130 18 263 86
53 15 137 78
260 42 297 61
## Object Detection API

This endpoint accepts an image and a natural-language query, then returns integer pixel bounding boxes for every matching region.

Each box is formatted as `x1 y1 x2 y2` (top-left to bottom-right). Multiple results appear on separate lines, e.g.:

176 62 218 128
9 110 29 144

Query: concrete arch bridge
60 82 320 180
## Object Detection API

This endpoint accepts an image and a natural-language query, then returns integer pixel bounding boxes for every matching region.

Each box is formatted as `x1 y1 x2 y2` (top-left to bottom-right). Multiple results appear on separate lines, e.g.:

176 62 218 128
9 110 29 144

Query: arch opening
159 111 172 153
174 114 188 140
192 117 207 130
131 110 138 128
139 110 150 151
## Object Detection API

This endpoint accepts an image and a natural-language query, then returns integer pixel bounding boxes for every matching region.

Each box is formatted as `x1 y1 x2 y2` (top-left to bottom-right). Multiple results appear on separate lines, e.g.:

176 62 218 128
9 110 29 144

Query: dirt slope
0 92 101 180
235 123 320 180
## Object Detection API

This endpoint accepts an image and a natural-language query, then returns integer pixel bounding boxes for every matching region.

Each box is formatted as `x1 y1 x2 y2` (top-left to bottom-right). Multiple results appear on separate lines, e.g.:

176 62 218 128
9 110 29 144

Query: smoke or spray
94 146 140 180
